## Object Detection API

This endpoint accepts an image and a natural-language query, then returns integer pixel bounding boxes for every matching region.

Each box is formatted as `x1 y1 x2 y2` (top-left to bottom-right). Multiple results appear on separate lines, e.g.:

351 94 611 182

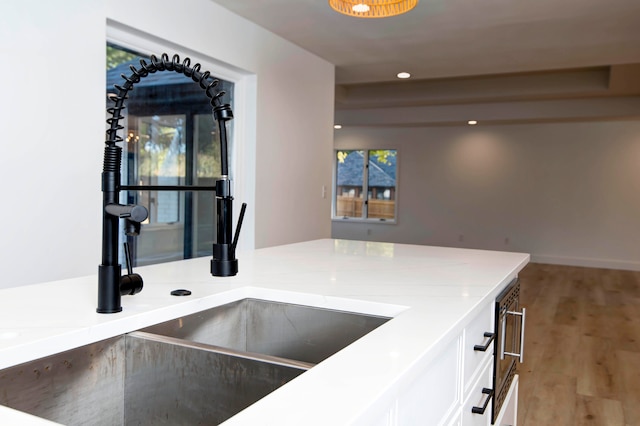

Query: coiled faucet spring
99 53 244 314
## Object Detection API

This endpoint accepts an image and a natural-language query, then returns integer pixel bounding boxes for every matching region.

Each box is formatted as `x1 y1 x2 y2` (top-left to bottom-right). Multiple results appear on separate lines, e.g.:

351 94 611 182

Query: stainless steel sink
0 333 306 425
140 298 391 365
0 299 390 425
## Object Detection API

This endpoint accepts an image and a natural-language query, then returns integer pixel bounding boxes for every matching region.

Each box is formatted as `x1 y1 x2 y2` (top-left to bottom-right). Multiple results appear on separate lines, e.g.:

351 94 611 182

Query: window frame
332 148 398 224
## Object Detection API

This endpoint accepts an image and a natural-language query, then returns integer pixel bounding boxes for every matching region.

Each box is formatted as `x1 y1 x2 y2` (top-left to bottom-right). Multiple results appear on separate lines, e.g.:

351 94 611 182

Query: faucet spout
210 103 245 277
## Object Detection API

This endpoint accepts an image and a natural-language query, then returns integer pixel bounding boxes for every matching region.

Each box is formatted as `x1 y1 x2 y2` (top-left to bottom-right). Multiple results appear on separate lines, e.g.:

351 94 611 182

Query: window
334 149 397 221
107 43 234 266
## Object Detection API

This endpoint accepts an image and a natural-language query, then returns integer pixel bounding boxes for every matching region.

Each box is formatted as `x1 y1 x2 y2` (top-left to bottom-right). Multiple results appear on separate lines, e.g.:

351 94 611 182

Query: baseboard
530 254 640 271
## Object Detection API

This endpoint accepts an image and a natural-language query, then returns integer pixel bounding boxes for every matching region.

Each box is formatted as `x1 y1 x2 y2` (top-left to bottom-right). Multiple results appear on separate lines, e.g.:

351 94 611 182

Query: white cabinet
395 335 461 425
446 410 462 426
370 295 520 426
460 357 493 426
459 302 519 426
462 304 495 395
459 303 496 426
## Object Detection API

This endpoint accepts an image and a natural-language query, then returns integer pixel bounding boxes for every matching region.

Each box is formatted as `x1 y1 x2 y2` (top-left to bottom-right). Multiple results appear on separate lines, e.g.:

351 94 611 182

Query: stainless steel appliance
492 277 526 424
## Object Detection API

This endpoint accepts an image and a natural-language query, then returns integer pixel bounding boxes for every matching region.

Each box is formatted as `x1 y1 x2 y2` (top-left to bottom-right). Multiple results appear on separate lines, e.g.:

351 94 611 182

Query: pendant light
329 0 418 18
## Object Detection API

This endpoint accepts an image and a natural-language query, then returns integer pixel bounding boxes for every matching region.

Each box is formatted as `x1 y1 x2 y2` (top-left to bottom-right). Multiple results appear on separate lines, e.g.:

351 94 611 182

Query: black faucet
97 147 148 313
99 53 246 314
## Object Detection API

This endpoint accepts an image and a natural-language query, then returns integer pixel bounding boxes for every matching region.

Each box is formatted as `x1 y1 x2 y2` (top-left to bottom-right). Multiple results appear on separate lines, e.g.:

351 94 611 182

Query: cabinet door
461 357 493 426
462 303 494 395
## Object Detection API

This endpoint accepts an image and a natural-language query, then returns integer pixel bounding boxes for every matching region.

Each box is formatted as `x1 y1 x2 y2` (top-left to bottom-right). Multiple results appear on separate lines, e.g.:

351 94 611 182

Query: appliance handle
503 307 526 363
519 307 526 363
500 312 506 360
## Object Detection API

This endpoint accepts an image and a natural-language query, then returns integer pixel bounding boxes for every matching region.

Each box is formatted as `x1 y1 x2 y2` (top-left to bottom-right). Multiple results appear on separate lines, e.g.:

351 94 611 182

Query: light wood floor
517 263 640 426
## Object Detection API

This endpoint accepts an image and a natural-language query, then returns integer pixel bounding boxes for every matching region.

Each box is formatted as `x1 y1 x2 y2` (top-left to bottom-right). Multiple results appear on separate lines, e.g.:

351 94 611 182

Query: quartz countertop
0 239 529 424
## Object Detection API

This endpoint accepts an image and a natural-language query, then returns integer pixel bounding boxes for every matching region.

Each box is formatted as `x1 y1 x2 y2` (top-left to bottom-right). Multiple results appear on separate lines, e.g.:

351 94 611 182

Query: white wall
333 121 640 270
0 1 105 289
0 0 334 289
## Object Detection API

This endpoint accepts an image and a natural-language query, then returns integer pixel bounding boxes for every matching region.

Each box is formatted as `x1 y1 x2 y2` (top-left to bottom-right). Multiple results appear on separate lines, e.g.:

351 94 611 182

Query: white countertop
0 239 529 425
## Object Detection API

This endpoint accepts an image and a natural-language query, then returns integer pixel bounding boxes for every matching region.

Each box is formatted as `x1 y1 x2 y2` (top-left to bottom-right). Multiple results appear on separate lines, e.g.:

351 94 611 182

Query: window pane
367 150 396 220
335 150 365 218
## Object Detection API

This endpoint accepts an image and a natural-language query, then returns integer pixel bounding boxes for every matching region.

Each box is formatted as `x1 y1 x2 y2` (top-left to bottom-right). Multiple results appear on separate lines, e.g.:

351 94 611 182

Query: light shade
329 0 418 18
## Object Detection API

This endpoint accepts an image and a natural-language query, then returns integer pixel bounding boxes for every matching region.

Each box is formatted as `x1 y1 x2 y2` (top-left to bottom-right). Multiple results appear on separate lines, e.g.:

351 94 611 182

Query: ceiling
211 0 640 85
211 0 640 123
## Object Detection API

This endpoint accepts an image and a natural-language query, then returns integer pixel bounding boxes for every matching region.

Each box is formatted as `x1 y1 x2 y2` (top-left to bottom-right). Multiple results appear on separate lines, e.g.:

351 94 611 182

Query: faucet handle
232 203 248 250
120 273 143 296
105 203 148 222
120 242 143 296
124 242 134 275
211 203 247 277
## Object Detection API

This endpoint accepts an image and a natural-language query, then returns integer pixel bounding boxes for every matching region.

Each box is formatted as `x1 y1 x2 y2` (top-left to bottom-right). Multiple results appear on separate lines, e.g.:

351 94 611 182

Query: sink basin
140 298 391 365
0 333 306 425
0 299 390 425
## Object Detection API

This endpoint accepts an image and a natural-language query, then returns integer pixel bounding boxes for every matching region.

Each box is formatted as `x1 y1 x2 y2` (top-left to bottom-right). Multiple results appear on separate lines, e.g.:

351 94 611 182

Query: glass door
125 115 187 265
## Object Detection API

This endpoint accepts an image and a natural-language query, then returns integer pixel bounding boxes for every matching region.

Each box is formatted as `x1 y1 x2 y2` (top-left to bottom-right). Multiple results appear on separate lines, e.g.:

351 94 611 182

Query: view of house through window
107 43 234 266
334 149 397 221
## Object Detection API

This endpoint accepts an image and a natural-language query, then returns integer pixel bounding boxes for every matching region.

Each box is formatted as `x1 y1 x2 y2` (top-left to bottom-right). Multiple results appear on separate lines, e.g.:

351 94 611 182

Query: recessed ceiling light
468 120 478 125
397 72 411 79
334 124 343 129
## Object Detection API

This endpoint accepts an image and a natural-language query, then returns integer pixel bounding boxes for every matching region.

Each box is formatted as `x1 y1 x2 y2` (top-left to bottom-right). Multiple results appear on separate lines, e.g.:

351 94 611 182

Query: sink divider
129 331 315 371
